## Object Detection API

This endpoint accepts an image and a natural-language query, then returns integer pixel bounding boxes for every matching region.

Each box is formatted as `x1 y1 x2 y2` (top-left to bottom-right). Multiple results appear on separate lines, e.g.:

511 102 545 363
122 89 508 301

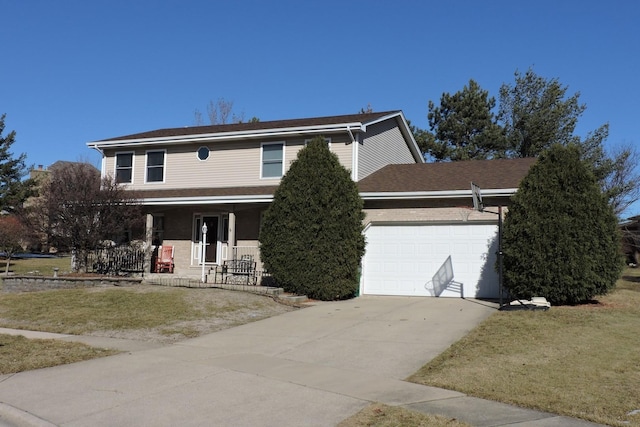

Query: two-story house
88 111 534 299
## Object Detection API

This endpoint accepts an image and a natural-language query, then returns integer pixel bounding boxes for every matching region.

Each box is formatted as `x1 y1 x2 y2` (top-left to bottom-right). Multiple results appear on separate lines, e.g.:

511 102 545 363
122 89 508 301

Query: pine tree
259 137 365 300
424 79 507 161
502 144 623 305
0 114 34 212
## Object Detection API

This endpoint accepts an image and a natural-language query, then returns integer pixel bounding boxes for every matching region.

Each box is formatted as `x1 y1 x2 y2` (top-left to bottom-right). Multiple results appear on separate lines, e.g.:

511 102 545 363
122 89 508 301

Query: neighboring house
88 111 534 299
620 215 640 265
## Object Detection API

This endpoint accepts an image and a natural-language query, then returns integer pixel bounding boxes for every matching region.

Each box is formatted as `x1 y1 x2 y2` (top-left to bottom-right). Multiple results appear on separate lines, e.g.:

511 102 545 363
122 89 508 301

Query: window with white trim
115 152 133 184
146 150 165 183
261 142 284 178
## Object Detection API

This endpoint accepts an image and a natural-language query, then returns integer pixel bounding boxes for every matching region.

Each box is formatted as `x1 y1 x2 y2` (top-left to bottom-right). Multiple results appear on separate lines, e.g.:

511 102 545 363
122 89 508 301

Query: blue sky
3 1 639 212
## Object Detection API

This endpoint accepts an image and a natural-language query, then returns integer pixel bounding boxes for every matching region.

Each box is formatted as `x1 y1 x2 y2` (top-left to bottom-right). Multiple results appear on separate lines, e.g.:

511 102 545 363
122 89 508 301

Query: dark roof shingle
99 111 400 142
358 158 536 193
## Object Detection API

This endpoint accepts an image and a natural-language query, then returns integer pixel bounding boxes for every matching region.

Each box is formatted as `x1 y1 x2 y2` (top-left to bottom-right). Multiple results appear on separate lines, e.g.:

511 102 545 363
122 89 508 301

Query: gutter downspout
88 144 107 179
347 126 358 181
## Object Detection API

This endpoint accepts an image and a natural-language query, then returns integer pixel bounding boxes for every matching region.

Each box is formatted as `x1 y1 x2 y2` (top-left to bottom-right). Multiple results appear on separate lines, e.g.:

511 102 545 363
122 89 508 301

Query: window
261 142 284 178
152 215 164 246
221 215 229 242
197 146 209 161
115 152 133 184
146 150 165 183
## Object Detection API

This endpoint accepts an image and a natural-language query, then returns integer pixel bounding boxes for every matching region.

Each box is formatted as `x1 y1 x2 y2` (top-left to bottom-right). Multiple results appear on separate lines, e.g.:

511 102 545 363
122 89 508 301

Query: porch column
228 212 236 255
145 214 154 274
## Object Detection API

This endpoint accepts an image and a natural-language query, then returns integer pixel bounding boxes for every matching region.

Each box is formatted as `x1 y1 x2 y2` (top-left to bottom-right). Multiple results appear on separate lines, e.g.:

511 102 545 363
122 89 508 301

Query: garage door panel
362 223 499 298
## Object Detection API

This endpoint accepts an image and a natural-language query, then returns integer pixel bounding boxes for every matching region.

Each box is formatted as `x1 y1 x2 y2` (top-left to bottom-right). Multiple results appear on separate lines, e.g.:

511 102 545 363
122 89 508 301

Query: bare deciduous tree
26 162 143 272
0 215 29 273
602 143 640 217
194 98 254 125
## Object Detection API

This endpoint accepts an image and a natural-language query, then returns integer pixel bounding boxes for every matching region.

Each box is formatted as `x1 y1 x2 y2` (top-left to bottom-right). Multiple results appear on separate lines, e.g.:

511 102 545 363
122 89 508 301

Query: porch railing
87 245 146 276
230 246 260 265
209 245 269 285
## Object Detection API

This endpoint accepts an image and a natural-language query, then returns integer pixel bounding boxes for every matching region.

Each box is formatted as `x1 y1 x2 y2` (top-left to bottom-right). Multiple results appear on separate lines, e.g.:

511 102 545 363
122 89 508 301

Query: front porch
144 204 267 277
151 243 268 285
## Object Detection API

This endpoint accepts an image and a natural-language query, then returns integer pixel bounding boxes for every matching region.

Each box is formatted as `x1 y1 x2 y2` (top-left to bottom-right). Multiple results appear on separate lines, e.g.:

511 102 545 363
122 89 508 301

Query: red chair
155 245 174 273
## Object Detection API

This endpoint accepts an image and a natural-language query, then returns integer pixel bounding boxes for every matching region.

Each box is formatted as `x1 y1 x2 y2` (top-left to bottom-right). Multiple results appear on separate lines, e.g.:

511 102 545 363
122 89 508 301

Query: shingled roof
132 158 536 204
98 111 400 142
358 158 536 193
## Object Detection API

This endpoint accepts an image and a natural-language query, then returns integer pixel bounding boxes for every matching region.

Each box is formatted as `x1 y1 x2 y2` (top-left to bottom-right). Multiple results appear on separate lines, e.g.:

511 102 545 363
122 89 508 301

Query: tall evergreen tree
259 137 365 300
0 114 34 212
498 67 588 157
424 79 507 161
502 144 623 305
498 68 639 215
412 69 640 216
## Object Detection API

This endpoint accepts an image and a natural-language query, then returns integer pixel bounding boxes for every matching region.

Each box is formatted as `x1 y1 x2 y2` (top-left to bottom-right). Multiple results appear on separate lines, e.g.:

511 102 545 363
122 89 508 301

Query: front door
203 216 219 263
195 215 219 264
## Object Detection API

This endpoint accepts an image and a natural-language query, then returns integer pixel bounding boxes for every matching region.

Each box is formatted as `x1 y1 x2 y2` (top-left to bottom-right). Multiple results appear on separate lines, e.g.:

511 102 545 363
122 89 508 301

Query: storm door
195 215 219 264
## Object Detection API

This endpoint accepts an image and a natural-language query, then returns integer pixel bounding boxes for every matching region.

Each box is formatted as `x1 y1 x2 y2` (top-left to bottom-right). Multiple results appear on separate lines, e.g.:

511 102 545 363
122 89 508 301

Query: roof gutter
360 188 519 200
88 144 106 179
136 187 518 206
138 194 275 206
87 122 367 149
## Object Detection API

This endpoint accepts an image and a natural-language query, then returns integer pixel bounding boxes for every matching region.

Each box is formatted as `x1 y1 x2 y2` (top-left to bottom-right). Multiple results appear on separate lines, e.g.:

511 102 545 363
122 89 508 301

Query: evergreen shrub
502 144 623 305
259 137 366 300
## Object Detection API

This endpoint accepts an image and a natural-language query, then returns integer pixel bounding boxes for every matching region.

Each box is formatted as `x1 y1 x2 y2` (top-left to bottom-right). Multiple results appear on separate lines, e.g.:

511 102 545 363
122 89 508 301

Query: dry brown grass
408 269 640 427
0 334 118 374
338 403 470 427
0 282 296 374
0 285 295 342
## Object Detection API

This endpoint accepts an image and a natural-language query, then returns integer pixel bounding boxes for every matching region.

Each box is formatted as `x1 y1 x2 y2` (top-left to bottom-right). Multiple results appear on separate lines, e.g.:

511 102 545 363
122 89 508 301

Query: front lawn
408 268 640 427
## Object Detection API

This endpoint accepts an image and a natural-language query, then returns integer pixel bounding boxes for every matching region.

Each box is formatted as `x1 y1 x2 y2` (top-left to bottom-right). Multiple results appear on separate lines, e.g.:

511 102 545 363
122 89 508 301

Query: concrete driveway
0 296 602 426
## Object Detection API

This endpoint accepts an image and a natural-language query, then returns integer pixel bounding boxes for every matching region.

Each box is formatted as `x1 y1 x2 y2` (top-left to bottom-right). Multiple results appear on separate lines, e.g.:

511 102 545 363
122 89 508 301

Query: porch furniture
155 245 175 273
222 255 257 285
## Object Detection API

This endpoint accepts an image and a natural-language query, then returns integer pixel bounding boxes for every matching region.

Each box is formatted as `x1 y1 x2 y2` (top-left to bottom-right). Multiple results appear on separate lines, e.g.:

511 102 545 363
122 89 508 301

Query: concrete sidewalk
0 297 604 426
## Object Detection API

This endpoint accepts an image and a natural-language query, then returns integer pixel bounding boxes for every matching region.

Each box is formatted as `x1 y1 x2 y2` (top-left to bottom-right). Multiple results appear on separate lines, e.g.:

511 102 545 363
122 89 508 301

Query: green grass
408 269 640 427
0 255 72 276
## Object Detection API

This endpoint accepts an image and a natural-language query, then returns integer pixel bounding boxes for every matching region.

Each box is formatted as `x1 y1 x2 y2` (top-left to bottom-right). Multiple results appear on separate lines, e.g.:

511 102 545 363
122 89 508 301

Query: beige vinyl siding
358 118 416 180
326 134 354 173
102 133 355 190
286 134 353 171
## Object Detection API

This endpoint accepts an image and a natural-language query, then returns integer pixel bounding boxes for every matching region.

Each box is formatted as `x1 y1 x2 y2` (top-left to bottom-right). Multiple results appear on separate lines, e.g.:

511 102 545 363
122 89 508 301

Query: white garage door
361 223 499 298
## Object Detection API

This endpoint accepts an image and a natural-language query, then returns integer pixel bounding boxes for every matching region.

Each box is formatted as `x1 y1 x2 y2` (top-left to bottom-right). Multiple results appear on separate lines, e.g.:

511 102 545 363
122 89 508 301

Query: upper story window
261 142 284 178
115 152 133 184
197 146 209 161
146 150 165 183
